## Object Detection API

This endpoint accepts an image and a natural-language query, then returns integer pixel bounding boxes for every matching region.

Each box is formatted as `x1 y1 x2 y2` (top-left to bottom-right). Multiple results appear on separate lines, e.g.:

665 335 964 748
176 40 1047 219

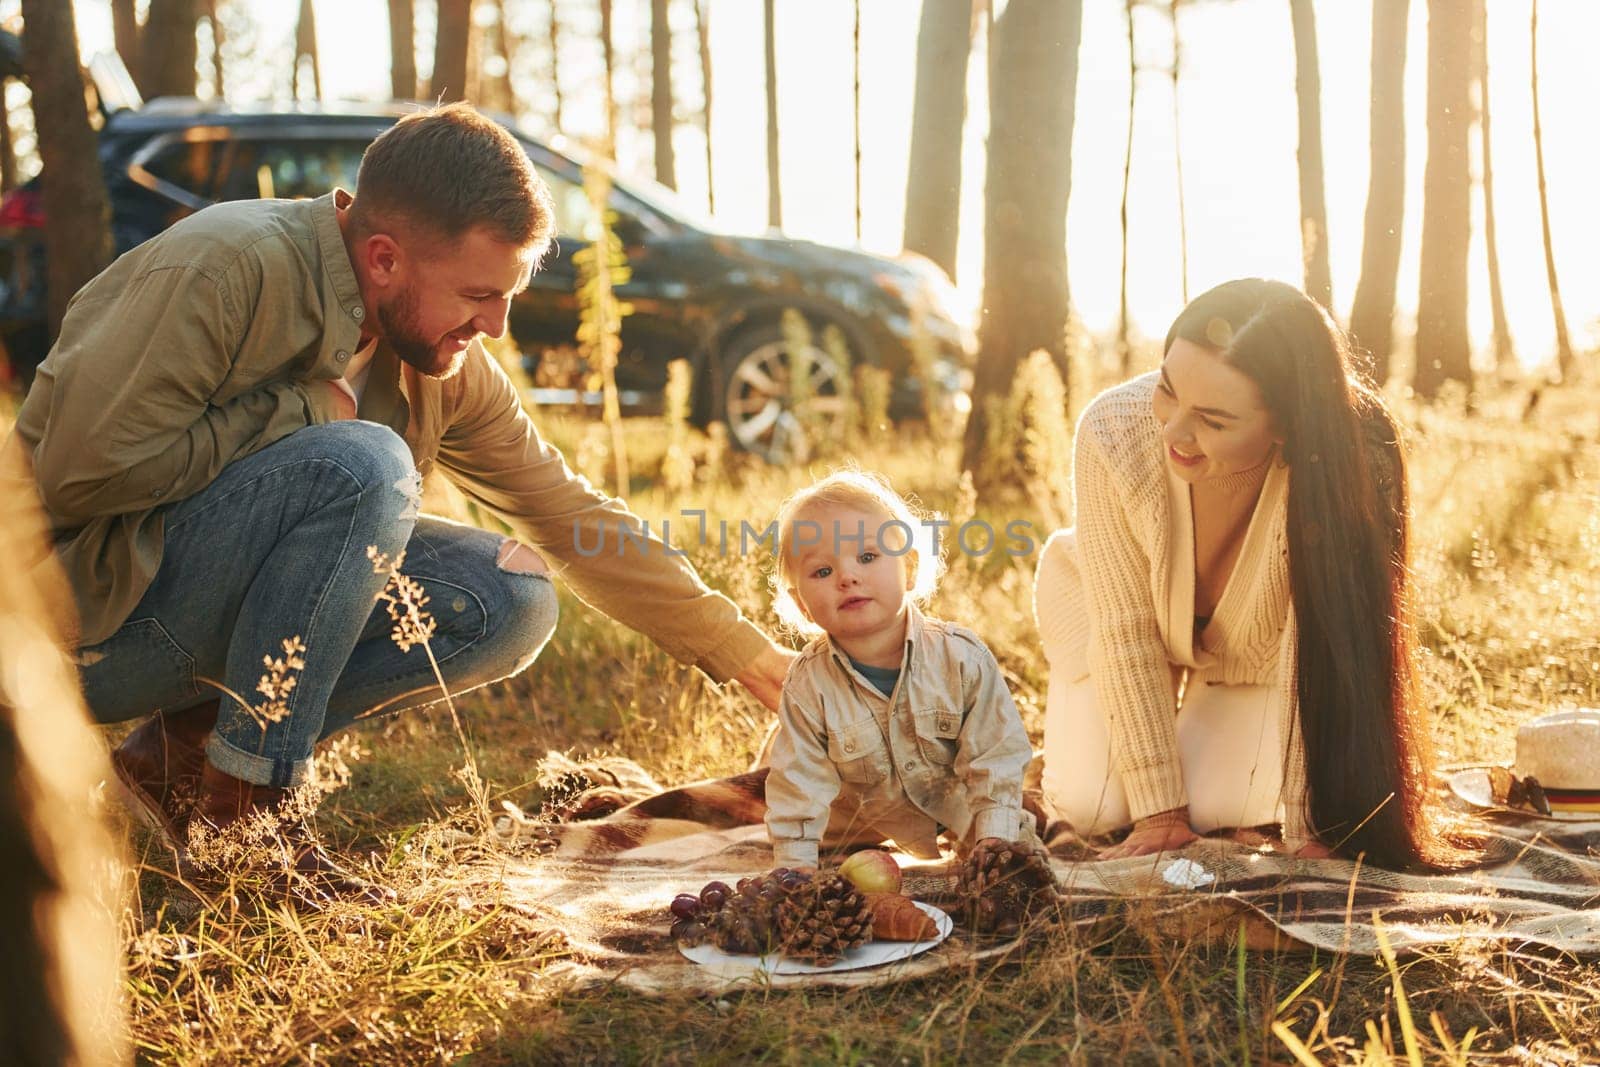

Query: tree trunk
600 0 617 150
1169 0 1188 305
694 0 713 213
1288 0 1332 311
19 0 114 338
389 0 417 99
852 0 861 243
548 0 565 130
205 0 224 99
1474 0 1513 375
111 0 141 92
432 0 473 103
1414 0 1472 399
902 0 971 279
651 0 676 188
466 0 514 112
961 0 1083 478
1349 0 1410 384
0 86 15 195
140 0 200 99
1117 0 1135 376
1530 0 1574 379
292 0 322 102
491 0 518 115
634 0 652 136
763 0 781 230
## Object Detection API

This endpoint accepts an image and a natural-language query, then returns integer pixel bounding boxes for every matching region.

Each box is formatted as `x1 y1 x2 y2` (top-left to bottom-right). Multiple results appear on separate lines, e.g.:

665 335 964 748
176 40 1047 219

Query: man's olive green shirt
11 192 769 680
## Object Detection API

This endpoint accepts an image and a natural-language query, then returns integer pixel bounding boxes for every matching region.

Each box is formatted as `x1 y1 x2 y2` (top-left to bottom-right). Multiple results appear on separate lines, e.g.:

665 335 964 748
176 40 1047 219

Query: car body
0 82 974 460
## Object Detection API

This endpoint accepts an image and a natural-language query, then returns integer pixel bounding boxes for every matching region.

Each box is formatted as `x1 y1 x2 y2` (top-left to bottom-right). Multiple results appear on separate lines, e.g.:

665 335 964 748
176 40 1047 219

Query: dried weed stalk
367 547 490 831
197 635 308 733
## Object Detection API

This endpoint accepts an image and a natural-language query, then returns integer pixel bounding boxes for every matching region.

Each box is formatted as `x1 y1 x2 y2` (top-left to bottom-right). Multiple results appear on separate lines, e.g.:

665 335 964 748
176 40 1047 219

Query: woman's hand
1098 809 1198 859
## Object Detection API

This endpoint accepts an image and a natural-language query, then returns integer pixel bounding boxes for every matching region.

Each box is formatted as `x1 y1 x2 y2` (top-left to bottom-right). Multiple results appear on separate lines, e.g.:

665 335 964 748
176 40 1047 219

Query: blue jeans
78 422 559 788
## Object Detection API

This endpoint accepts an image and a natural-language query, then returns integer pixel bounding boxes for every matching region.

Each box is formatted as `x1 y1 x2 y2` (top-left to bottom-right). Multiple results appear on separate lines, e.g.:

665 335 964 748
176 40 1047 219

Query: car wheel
720 323 853 463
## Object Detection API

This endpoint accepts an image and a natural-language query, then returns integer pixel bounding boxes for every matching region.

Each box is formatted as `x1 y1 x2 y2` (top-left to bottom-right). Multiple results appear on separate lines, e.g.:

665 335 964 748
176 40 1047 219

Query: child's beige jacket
766 604 1033 869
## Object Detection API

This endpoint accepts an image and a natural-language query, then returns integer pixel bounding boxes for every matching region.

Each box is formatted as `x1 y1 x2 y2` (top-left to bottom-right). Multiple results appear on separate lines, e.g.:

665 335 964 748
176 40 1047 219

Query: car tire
718 321 853 463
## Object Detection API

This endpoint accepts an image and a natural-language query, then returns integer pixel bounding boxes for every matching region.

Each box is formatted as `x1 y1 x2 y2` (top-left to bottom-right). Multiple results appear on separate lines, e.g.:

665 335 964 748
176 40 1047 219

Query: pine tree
1530 0 1574 379
902 0 972 280
1414 0 1473 399
962 0 1084 483
1289 0 1332 310
650 0 676 188
432 0 473 103
763 0 781 229
19 0 113 338
1349 0 1411 384
389 0 417 99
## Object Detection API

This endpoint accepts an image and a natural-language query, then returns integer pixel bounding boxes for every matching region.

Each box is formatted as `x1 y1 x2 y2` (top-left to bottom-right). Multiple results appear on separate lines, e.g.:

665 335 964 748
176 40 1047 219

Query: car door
511 160 701 409
511 161 586 360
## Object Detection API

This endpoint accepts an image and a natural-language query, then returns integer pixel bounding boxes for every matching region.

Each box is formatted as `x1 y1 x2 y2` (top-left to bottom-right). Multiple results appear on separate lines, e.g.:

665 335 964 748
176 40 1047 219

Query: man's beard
378 283 470 380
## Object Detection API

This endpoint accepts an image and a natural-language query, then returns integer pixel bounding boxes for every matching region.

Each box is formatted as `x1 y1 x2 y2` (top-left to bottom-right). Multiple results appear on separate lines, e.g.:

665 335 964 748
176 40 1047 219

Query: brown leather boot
112 699 219 847
189 761 396 908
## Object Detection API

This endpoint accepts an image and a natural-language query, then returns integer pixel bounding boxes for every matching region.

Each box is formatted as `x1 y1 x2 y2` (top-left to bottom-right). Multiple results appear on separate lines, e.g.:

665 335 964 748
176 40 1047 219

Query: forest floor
26 367 1600 1064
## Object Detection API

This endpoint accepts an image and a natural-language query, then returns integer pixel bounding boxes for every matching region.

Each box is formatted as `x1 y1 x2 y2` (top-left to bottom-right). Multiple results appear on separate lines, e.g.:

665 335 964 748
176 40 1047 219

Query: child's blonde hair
769 469 944 636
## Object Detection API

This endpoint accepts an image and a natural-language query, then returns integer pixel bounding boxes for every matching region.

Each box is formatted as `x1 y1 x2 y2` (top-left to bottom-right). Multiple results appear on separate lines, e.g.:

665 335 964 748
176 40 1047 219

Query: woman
1035 278 1456 868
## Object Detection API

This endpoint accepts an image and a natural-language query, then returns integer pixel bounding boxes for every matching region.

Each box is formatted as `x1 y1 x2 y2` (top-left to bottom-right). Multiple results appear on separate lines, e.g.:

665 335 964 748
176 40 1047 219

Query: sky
70 0 1600 369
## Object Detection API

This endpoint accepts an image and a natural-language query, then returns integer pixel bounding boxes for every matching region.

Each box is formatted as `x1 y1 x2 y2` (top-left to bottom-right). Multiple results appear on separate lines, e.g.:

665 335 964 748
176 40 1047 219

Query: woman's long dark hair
1165 278 1460 869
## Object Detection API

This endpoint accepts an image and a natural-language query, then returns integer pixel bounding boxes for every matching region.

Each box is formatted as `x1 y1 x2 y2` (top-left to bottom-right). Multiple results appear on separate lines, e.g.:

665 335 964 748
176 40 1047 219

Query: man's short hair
350 102 553 255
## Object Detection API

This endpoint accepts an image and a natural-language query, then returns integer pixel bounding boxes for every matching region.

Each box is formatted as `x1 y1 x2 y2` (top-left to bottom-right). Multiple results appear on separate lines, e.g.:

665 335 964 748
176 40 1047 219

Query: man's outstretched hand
734 642 797 712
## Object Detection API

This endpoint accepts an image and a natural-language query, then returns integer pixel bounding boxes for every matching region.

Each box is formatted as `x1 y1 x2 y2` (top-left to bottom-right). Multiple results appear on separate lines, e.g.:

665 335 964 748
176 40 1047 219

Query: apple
838 849 903 894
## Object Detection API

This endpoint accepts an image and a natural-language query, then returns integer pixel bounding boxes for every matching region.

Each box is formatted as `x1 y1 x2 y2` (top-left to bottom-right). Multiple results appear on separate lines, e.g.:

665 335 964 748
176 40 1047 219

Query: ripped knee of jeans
496 538 549 575
394 469 423 522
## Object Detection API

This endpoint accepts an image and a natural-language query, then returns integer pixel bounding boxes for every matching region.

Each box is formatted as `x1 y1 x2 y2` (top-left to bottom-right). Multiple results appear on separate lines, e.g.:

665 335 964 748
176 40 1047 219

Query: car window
531 162 657 247
532 164 593 241
215 139 368 202
141 140 227 200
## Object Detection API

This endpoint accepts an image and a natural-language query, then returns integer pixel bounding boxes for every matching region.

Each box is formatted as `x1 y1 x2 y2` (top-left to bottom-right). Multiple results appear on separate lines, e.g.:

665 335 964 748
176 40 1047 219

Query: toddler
764 470 1035 869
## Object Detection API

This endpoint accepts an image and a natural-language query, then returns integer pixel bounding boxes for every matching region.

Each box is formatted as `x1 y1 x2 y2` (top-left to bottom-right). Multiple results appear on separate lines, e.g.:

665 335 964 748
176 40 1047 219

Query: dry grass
9 368 1600 1064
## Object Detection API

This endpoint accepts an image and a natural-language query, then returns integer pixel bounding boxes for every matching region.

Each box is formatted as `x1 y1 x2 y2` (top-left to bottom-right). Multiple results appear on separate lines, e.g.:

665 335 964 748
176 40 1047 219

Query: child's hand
960 837 1059 934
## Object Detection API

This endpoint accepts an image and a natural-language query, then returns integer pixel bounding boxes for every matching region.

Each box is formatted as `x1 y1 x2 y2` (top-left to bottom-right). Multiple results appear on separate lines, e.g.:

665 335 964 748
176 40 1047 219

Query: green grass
89 374 1600 1063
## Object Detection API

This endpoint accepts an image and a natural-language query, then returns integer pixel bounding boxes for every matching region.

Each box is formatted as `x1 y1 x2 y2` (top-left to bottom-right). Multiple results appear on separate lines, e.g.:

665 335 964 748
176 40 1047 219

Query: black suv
0 71 973 460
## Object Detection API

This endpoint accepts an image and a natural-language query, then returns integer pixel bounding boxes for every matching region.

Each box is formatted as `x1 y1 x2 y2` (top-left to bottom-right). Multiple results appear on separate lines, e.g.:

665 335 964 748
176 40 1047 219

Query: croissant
865 893 939 941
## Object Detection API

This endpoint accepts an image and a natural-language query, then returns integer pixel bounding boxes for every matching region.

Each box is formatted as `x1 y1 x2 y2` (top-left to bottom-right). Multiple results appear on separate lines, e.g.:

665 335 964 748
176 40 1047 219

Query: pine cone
704 874 784 955
776 872 875 966
959 839 1059 936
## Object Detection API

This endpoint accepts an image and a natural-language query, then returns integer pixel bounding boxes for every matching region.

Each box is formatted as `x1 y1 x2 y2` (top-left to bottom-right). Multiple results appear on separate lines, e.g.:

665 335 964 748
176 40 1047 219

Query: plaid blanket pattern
478 756 1600 995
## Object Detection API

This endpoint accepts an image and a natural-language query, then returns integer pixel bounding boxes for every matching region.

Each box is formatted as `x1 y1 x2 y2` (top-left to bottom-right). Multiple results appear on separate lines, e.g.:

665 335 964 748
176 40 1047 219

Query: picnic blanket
470 755 1600 995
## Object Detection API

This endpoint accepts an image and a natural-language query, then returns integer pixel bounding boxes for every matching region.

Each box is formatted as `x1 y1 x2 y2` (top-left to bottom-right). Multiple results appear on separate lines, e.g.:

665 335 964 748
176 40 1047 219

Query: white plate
1447 767 1597 822
678 901 953 976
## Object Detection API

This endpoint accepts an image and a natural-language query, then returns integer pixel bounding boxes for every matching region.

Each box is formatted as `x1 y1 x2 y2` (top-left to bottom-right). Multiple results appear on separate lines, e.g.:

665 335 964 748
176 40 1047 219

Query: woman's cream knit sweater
1036 373 1311 844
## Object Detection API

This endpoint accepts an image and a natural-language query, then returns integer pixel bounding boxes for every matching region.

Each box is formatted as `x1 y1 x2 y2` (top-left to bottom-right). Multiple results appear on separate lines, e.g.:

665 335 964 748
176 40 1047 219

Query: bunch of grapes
667 869 812 952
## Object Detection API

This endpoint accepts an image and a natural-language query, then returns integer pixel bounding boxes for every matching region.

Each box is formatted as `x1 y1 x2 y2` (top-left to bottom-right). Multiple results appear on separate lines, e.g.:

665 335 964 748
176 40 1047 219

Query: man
10 104 792 904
